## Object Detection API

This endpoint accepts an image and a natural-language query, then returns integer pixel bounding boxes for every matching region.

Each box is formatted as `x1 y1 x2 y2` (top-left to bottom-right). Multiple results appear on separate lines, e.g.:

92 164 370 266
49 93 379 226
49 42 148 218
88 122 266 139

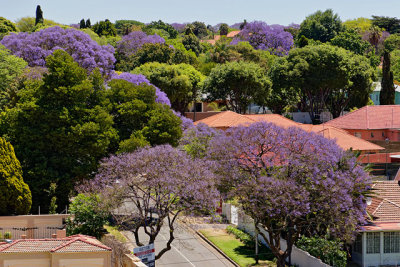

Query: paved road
124 223 234 267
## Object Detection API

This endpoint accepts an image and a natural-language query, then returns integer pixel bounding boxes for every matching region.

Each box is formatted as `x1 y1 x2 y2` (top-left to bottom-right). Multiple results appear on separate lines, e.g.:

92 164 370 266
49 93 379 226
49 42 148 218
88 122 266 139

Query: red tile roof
367 181 400 223
324 105 400 130
0 235 111 253
227 31 241 38
195 111 384 151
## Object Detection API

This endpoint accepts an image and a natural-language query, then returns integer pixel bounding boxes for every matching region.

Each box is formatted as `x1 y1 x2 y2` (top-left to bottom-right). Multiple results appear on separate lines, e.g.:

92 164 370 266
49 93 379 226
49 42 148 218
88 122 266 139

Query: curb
195 230 240 267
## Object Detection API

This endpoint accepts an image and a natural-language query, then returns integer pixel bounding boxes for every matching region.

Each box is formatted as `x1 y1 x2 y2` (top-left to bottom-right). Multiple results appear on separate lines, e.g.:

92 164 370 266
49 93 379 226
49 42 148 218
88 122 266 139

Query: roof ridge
369 197 384 215
74 238 112 251
324 106 367 126
50 238 77 252
0 239 24 252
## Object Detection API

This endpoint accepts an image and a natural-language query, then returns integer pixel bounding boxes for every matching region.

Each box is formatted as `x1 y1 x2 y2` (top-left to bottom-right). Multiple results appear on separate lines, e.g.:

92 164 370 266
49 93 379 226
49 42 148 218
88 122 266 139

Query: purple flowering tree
84 145 219 260
1 26 115 76
207 122 371 267
232 21 294 56
110 72 171 106
170 23 187 33
116 31 165 58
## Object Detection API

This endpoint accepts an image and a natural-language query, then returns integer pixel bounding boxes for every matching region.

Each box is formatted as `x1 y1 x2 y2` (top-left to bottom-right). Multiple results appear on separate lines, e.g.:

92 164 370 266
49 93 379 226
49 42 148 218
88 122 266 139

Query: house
352 181 400 267
324 105 400 142
370 82 400 105
201 30 241 45
0 234 112 267
194 111 384 153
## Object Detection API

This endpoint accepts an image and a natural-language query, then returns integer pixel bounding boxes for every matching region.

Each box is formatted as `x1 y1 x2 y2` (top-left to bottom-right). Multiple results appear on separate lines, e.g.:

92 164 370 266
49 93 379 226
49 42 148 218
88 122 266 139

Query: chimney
21 235 26 239
52 233 57 239
56 229 66 238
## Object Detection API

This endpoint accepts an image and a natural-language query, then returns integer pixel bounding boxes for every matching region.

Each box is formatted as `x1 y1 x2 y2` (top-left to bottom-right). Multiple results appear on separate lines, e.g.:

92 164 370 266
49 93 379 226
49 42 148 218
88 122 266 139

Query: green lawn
200 229 276 267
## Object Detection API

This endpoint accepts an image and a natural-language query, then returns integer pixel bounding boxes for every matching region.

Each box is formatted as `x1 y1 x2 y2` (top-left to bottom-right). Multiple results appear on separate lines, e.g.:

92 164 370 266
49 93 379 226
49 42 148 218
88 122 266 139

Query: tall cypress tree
380 51 395 105
79 19 86 29
85 18 91 28
35 5 44 25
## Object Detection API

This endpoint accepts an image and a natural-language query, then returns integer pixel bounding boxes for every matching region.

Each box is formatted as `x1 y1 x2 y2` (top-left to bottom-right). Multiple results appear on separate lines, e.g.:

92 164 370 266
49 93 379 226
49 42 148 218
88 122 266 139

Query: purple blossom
82 145 219 258
207 122 370 238
170 23 187 32
1 26 116 76
116 31 165 58
110 72 171 106
232 21 294 56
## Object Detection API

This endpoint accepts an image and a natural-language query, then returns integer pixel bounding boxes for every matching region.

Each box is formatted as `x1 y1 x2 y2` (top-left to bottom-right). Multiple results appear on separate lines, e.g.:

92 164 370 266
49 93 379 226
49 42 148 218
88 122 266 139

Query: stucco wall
0 215 69 239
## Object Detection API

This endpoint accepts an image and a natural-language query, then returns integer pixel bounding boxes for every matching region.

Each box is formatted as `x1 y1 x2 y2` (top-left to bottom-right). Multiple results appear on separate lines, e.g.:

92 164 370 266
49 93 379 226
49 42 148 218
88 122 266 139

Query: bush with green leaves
0 137 32 215
66 193 109 238
226 225 255 248
296 236 347 267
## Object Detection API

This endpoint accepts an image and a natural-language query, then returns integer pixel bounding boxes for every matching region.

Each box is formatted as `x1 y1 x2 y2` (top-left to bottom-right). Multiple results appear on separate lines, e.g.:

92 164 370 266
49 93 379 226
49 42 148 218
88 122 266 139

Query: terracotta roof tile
368 181 400 222
227 31 240 38
0 236 111 253
325 105 400 130
195 111 384 151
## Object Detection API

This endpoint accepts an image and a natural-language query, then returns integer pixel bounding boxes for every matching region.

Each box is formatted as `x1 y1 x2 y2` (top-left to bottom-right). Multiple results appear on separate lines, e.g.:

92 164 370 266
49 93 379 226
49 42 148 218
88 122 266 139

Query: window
355 132 362 138
366 232 380 254
354 234 362 253
371 132 374 138
384 232 400 253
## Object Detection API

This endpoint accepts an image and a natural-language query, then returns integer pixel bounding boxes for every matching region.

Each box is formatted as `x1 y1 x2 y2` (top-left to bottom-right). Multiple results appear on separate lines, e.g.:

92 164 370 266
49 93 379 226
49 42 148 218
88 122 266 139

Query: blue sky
2 0 400 26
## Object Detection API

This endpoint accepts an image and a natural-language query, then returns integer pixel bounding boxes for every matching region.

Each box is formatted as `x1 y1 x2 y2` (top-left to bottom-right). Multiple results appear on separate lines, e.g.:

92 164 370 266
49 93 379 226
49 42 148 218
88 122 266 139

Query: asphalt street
124 223 234 267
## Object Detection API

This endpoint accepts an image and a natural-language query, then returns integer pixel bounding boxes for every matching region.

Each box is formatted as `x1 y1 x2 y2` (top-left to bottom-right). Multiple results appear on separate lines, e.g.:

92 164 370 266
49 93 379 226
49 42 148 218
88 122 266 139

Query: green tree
106 78 182 151
330 29 371 55
203 61 271 114
132 43 174 68
343 18 372 33
115 20 144 35
92 19 117 37
186 21 208 39
86 19 91 28
182 34 202 56
380 50 395 104
142 104 182 147
384 34 400 52
144 20 178 39
66 194 109 239
219 23 229 35
15 17 60 32
35 5 44 26
270 44 375 121
298 9 343 43
0 137 32 215
372 15 400 34
79 19 86 29
390 49 400 81
0 50 117 211
0 17 17 39
0 45 28 111
134 62 205 113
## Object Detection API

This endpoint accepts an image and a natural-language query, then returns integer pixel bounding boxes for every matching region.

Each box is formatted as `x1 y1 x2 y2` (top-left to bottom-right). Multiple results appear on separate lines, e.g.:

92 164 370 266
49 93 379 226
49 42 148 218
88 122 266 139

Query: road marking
160 233 196 267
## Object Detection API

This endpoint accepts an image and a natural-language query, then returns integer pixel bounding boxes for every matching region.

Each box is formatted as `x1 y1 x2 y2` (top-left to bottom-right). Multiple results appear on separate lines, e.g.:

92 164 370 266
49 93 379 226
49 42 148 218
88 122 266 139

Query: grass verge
104 225 127 243
199 228 275 267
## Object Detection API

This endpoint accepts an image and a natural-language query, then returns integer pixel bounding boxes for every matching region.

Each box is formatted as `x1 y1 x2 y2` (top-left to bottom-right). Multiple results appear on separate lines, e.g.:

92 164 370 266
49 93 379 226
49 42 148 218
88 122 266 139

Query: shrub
3 232 11 239
296 236 347 267
226 225 255 248
66 194 109 239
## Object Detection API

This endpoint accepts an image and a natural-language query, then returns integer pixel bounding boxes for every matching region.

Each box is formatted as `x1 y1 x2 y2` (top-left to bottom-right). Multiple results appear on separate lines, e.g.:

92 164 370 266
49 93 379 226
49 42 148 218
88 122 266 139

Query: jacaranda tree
232 21 294 56
206 122 371 267
1 26 116 76
84 145 219 260
115 31 165 71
